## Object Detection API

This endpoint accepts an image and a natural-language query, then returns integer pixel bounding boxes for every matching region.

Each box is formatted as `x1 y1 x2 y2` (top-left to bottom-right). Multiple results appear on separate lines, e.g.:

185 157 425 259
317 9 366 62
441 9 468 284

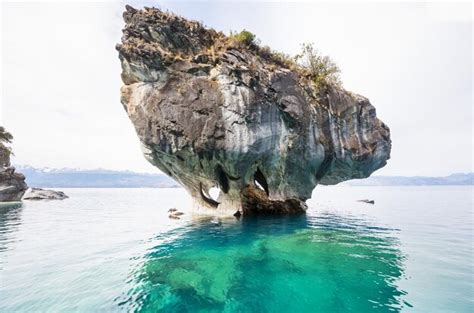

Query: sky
1 1 472 176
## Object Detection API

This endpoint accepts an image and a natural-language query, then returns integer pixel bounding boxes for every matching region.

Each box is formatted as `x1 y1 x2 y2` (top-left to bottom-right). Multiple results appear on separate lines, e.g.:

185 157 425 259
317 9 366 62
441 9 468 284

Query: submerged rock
23 188 68 201
117 7 391 215
168 207 184 219
0 127 27 202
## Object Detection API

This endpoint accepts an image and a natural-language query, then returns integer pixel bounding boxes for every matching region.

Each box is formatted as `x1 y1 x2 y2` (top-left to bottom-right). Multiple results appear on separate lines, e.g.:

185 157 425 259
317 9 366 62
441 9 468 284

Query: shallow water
0 186 472 312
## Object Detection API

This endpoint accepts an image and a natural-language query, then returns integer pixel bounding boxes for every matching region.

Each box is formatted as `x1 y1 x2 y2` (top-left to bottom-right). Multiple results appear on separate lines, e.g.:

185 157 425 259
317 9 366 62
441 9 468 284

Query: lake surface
0 186 472 312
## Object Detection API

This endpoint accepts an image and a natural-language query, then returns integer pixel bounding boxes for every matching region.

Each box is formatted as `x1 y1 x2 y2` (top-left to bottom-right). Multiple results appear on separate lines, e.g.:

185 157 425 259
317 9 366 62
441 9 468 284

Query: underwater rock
117 6 391 215
23 188 68 201
168 208 184 219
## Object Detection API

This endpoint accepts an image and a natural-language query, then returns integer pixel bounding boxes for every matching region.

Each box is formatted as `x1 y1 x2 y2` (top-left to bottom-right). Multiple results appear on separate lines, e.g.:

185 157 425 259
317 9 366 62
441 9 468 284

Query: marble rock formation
0 127 28 202
117 6 391 215
23 188 68 201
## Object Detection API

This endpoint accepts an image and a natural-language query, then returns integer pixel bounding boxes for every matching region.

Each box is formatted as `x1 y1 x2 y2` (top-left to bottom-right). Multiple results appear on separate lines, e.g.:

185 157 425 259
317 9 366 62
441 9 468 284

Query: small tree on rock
0 127 13 167
294 43 341 87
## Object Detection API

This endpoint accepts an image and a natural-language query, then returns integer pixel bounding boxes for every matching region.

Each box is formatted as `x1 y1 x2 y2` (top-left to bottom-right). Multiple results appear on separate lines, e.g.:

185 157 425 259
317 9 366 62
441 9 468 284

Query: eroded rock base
241 186 307 216
191 185 307 216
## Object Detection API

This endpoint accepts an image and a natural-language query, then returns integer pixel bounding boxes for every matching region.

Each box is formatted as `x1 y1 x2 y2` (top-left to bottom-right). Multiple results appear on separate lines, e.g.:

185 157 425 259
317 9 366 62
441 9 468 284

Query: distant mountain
345 173 473 186
14 166 473 188
16 165 179 188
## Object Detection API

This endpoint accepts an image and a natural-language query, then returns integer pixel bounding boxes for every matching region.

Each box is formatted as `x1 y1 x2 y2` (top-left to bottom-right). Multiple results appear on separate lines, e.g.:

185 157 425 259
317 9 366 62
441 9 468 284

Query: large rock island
117 6 391 215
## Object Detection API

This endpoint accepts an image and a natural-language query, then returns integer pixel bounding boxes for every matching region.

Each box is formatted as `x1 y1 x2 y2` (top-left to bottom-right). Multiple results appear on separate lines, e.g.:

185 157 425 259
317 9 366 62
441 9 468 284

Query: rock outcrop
0 127 27 202
117 6 391 215
0 168 28 201
23 188 68 201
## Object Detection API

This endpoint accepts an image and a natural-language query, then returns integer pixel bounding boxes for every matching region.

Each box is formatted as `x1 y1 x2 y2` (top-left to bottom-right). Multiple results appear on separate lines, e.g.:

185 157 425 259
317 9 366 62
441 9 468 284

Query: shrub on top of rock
229 30 258 48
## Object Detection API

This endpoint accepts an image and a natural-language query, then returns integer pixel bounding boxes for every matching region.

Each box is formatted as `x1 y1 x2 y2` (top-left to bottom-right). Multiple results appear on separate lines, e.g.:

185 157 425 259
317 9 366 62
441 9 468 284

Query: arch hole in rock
254 168 269 196
199 183 219 208
209 187 221 202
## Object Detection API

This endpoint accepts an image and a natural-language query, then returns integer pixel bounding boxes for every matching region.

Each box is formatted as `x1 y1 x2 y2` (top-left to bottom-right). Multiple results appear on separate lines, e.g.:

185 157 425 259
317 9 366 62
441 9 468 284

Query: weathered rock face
117 6 391 215
0 128 27 202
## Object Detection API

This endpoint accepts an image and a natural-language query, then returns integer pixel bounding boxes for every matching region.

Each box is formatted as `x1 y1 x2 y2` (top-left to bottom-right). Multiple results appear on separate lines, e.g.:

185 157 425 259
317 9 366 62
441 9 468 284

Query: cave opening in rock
215 165 229 194
254 168 269 196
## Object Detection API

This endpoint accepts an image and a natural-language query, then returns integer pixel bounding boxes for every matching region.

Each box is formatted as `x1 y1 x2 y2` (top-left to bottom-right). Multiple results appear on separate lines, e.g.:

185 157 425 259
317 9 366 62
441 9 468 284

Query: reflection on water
118 213 408 313
0 202 23 267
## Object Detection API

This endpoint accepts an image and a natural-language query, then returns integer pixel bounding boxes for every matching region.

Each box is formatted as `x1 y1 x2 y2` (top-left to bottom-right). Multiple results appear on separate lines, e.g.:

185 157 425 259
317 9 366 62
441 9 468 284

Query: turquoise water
0 187 472 312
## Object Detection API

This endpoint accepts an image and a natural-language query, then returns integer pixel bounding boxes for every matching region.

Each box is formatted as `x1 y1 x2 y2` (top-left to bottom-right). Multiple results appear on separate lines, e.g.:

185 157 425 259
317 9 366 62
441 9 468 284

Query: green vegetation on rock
229 30 258 47
229 30 341 88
